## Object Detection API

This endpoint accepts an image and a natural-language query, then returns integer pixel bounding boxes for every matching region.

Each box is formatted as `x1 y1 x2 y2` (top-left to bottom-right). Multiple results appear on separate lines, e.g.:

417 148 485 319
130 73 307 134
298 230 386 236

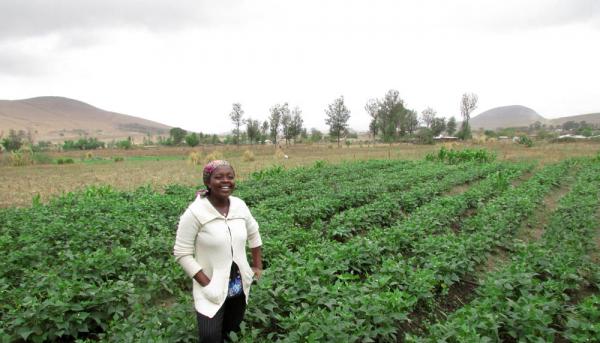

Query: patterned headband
196 160 235 198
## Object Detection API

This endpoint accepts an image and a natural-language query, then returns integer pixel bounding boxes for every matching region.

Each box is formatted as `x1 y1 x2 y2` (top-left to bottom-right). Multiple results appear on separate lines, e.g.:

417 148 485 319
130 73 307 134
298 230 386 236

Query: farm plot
1 151 599 342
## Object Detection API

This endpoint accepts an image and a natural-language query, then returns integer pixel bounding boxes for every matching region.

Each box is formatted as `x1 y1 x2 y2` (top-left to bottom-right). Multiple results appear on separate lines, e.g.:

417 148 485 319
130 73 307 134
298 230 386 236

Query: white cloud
0 0 598 133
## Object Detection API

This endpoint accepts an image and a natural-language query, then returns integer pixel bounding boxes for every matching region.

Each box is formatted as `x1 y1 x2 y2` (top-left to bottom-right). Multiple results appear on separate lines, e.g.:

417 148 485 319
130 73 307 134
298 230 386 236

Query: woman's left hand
251 267 263 281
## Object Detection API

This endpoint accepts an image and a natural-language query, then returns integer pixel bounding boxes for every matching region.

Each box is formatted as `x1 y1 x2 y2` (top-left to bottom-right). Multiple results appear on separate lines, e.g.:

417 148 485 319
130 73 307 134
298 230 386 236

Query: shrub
274 149 286 159
188 151 203 165
242 150 255 162
63 137 105 150
9 150 32 166
115 139 133 150
114 157 125 162
425 146 496 164
32 152 54 164
517 135 534 147
204 151 223 163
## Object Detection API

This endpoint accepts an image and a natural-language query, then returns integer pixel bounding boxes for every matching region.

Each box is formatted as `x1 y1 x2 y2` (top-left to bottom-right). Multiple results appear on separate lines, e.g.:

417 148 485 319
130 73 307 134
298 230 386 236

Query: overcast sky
0 0 598 133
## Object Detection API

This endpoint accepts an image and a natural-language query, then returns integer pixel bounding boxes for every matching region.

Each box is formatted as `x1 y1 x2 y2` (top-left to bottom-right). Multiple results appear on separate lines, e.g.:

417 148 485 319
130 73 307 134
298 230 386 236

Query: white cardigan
173 195 262 318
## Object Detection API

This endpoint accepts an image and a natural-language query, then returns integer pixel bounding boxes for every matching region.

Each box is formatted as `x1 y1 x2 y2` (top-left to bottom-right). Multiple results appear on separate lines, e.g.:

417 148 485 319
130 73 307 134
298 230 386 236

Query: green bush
114 156 125 162
518 135 534 147
425 146 496 164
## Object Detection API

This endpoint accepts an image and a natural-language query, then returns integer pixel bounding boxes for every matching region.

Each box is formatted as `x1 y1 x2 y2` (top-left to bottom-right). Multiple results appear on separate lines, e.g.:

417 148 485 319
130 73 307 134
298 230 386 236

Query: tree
460 92 478 123
260 120 269 143
281 109 292 145
420 107 437 128
169 127 187 145
290 107 304 143
378 90 407 141
447 117 457 136
245 118 260 144
185 132 200 147
365 99 379 143
403 109 419 135
430 117 447 136
269 104 286 144
309 128 323 142
1 129 27 151
229 103 244 146
458 93 478 140
325 96 351 147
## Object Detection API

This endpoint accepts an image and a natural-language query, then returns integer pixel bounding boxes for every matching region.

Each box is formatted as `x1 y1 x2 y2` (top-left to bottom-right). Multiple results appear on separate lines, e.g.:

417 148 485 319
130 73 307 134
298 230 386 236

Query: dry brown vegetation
1 141 598 208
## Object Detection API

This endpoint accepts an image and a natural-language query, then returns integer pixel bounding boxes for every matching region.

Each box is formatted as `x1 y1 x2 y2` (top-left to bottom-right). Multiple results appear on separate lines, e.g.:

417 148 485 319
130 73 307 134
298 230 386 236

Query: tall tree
268 103 286 144
260 120 269 143
185 132 200 147
458 93 478 140
290 106 304 143
430 117 447 136
281 109 292 145
310 128 323 142
325 96 351 147
169 127 187 145
365 99 379 143
377 90 407 142
245 118 260 144
460 92 478 123
229 103 244 146
403 109 419 135
420 107 437 128
447 116 457 136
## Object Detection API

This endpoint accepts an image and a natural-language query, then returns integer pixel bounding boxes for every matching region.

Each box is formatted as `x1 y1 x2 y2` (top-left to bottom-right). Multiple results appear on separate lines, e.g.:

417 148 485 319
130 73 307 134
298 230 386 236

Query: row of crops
1 151 599 342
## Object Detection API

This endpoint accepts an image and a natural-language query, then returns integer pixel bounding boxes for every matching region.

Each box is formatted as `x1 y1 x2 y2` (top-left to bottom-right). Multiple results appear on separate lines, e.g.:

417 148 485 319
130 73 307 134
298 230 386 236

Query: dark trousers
197 294 246 343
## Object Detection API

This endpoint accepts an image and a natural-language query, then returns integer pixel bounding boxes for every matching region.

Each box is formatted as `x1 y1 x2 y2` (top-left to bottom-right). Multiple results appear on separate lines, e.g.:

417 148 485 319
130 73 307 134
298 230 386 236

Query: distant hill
549 113 600 126
470 105 547 130
0 96 172 143
469 105 600 130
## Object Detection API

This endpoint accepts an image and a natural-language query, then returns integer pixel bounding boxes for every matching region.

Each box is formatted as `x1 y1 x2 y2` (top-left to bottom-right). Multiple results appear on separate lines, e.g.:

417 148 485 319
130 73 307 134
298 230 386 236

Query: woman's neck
207 194 229 207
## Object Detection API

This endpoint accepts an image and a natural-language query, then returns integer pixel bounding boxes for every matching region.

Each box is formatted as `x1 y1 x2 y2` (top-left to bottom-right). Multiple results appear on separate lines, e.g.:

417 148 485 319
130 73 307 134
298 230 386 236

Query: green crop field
1 149 599 342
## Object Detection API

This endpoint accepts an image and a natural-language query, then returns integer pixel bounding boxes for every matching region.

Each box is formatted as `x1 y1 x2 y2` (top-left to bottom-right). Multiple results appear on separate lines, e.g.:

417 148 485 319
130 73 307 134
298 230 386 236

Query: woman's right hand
193 270 211 287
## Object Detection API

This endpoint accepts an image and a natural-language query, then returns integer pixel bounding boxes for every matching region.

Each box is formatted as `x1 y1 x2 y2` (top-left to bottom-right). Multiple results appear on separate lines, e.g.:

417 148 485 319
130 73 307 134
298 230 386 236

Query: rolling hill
0 96 172 143
470 105 600 130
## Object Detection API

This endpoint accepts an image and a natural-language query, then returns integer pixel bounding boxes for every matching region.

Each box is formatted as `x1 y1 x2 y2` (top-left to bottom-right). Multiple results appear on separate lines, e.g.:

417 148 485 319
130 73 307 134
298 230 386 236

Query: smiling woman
173 160 263 343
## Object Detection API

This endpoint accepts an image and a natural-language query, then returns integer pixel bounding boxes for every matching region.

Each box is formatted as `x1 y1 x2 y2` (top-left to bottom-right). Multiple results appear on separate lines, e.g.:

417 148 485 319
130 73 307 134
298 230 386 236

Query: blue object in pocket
227 263 243 298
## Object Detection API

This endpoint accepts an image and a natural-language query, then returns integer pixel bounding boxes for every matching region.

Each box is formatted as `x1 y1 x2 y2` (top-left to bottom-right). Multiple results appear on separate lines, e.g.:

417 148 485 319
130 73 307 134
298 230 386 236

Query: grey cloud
475 0 600 31
0 0 226 42
0 49 47 77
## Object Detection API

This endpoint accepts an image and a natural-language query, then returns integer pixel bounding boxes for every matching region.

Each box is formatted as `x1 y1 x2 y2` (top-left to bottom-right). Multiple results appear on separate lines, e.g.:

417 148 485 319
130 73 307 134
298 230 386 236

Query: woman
174 160 263 342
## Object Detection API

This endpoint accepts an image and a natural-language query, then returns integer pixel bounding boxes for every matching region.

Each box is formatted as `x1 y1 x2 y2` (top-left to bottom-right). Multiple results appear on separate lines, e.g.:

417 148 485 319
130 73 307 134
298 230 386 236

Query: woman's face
206 165 235 199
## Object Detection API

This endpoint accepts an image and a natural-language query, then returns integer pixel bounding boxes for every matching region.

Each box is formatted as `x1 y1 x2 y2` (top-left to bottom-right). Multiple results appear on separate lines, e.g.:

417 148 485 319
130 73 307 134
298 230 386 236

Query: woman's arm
173 209 204 280
251 246 263 280
193 270 211 286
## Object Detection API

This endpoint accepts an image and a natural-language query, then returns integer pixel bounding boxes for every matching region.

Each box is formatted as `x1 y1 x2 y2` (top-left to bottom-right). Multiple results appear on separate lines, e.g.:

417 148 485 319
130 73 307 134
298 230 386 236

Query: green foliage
169 127 187 145
517 135 534 147
115 137 133 150
57 158 75 164
2 157 598 342
456 121 472 140
1 129 28 151
415 128 434 145
425 147 496 164
62 137 105 150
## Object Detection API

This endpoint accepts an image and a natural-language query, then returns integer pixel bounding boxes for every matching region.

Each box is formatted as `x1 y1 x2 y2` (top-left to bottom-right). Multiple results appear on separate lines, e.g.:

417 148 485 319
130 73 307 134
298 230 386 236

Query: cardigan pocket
201 268 226 304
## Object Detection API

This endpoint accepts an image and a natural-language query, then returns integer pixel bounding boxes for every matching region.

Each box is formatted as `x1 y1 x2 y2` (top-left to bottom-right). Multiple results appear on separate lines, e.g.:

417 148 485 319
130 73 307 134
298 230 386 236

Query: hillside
0 96 171 142
469 105 600 130
549 113 600 126
469 105 547 130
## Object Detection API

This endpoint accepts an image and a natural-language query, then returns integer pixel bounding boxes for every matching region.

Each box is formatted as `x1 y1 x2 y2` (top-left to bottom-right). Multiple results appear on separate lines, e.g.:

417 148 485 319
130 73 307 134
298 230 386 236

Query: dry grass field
1 141 598 208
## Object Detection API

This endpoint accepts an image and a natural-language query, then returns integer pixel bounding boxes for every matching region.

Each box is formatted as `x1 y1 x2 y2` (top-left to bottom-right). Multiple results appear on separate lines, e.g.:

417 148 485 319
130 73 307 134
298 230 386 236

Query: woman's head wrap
197 160 234 197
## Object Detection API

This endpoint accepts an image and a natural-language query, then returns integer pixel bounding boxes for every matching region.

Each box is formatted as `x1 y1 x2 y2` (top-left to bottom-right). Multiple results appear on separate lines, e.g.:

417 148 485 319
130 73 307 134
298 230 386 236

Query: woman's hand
193 270 211 287
251 267 263 281
251 246 263 281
